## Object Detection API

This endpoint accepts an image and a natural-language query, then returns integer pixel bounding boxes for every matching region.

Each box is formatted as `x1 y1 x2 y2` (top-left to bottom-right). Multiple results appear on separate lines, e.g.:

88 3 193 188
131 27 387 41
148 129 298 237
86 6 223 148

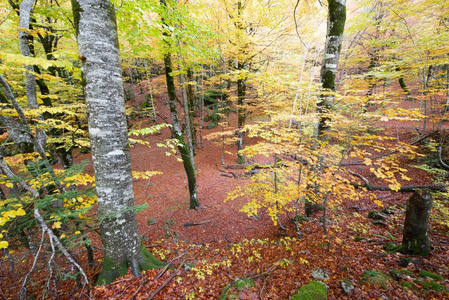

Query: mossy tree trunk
306 0 346 217
72 0 164 285
401 190 433 256
160 0 200 210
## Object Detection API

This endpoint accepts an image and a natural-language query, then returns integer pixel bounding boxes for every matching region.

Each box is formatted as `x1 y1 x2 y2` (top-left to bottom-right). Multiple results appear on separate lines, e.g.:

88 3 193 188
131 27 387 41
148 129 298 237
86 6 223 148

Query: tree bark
306 0 346 217
236 65 247 164
186 68 197 147
72 0 164 285
401 190 433 256
160 0 200 210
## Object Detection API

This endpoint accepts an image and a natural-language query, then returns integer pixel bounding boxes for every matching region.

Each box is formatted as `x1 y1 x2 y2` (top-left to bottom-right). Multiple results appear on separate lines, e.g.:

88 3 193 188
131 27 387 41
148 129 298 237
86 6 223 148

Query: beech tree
159 0 200 210
305 0 346 216
71 0 163 284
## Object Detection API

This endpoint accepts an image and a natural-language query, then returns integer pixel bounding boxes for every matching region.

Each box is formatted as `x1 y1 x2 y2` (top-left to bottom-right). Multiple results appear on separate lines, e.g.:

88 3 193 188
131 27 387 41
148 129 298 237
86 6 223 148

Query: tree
159 0 200 210
71 0 163 284
305 0 346 217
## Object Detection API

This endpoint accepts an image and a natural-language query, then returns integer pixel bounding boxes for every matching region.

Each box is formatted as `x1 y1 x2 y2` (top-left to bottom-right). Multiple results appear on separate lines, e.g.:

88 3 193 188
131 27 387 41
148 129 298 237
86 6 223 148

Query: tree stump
401 190 433 256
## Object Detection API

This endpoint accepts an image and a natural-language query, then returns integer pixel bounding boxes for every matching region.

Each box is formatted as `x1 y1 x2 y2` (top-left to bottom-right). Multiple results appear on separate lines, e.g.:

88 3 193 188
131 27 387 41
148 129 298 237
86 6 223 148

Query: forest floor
1 78 449 299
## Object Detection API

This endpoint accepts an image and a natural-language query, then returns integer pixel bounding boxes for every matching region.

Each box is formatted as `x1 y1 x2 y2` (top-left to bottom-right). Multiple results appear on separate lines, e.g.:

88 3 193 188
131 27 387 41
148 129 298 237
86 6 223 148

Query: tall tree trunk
306 0 346 217
186 68 197 147
72 0 164 285
160 0 200 210
180 70 196 165
19 0 47 150
236 62 247 164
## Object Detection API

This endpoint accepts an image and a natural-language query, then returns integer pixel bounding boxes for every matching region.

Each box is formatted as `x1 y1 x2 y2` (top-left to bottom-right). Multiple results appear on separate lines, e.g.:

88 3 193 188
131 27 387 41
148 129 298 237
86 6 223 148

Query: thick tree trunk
72 0 164 285
306 0 346 217
160 0 200 210
401 190 433 256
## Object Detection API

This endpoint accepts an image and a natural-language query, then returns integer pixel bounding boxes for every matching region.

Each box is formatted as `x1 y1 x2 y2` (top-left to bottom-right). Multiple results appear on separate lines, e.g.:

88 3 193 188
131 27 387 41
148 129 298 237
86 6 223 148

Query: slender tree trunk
160 0 200 210
306 0 346 217
236 62 247 164
186 68 197 147
72 0 164 285
180 69 195 165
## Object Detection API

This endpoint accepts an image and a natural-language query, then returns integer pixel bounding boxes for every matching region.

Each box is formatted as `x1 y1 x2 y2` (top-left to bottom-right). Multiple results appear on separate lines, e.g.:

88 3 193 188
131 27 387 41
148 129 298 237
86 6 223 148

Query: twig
46 232 57 299
126 277 148 300
183 219 214 227
20 227 45 300
147 259 185 300
155 252 186 280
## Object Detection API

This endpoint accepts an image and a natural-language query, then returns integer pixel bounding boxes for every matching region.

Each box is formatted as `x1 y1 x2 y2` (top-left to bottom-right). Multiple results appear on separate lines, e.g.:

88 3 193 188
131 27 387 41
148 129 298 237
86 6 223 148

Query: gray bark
18 0 47 149
306 0 346 217
72 0 163 284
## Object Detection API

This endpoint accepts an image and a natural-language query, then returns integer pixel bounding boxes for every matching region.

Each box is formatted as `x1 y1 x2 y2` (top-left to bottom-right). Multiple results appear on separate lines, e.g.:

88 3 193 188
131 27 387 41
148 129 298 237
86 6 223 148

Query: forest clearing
0 0 449 299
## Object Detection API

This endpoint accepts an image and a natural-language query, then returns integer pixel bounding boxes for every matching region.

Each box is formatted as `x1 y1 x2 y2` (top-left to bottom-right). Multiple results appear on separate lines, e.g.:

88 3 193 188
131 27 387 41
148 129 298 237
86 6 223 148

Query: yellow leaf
374 200 384 208
52 222 62 229
5 182 13 188
75 231 81 234
0 241 8 249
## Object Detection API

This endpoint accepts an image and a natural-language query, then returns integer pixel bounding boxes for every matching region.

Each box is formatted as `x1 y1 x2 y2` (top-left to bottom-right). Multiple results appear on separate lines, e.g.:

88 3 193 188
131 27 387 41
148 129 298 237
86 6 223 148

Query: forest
0 0 448 299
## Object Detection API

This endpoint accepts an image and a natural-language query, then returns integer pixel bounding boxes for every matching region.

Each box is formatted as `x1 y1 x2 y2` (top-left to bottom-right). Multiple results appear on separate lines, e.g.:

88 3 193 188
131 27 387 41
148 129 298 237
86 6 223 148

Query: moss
415 280 448 292
401 281 413 289
383 242 402 252
328 0 346 37
321 70 336 90
97 257 128 285
234 278 255 291
401 235 431 256
139 241 166 269
292 281 328 300
97 242 164 285
70 0 83 36
419 270 444 281
361 270 391 288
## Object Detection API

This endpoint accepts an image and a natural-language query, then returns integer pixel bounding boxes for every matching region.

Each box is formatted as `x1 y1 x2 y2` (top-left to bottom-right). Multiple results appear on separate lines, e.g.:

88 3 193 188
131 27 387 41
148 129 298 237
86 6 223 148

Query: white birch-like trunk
72 0 163 284
18 0 47 149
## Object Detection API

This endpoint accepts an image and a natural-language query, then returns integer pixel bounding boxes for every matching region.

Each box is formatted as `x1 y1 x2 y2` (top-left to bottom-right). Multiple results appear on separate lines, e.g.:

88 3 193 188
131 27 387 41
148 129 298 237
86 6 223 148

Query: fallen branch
347 169 446 192
155 252 186 280
183 219 214 227
218 169 238 179
147 259 185 300
224 162 287 170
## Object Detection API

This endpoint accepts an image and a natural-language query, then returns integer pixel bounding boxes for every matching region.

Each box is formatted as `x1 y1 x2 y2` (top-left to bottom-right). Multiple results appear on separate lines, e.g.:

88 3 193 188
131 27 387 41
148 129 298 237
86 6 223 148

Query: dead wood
146 259 185 300
183 219 214 227
347 169 446 192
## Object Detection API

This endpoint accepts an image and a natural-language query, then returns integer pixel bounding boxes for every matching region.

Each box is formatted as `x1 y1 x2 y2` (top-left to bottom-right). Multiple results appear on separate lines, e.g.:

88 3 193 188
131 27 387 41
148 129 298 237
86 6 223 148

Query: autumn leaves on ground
2 78 449 299
1 0 449 299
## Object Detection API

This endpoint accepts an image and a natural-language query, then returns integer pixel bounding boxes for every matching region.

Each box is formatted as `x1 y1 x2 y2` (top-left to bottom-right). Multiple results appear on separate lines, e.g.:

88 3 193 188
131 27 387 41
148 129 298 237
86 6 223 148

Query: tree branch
347 169 446 192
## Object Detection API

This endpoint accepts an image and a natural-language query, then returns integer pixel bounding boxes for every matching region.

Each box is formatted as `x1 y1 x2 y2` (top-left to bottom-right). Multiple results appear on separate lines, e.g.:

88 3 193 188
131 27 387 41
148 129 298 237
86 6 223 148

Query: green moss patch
418 270 444 281
361 270 391 288
292 281 328 300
